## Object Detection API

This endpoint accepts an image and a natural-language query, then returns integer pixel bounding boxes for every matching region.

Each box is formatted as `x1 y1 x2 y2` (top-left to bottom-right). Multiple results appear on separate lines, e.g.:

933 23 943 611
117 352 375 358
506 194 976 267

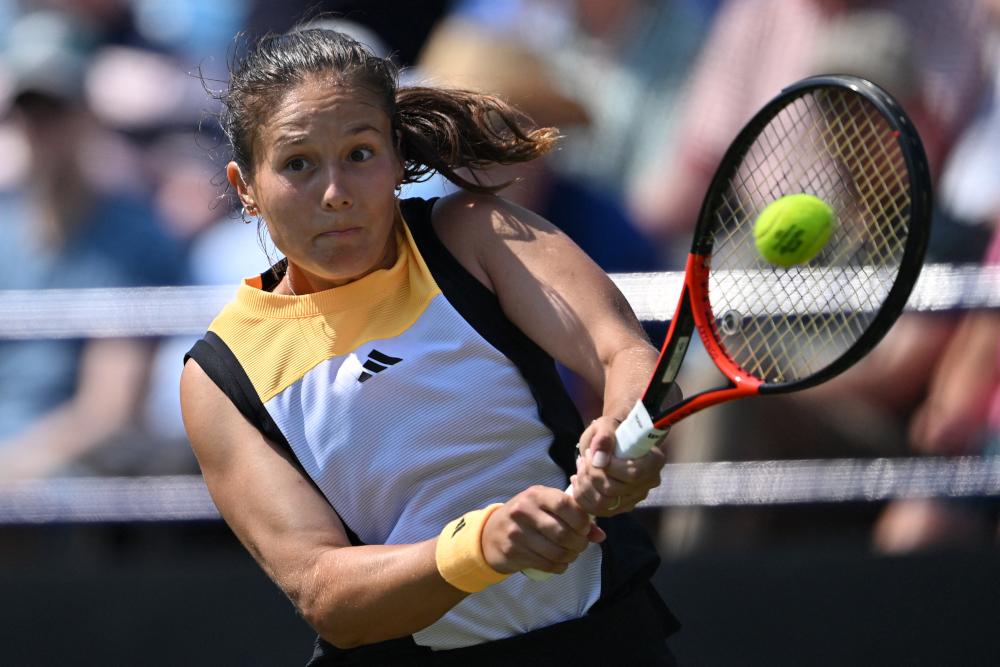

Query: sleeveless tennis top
186 197 663 660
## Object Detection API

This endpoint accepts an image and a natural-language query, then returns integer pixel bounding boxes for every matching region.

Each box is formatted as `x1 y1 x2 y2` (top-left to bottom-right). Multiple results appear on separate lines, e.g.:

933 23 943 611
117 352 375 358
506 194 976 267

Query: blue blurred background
1 1 999 664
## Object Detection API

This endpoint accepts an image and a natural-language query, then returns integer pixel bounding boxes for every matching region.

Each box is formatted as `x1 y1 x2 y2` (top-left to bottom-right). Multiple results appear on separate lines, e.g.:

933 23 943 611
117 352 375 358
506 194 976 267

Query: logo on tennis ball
753 194 835 267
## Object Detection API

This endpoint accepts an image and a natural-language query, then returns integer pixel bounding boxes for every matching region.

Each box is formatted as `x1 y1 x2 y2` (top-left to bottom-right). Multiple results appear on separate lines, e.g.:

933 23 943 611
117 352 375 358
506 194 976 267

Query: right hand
481 485 605 575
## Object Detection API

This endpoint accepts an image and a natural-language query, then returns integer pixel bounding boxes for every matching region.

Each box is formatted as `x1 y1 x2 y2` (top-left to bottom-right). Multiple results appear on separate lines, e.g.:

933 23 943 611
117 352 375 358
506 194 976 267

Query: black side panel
402 197 585 477
401 197 665 606
183 335 364 547
186 333 290 451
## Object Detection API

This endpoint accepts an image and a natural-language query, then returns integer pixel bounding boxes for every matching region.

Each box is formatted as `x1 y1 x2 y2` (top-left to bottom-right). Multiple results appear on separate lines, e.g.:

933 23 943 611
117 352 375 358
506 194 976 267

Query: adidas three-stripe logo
357 349 403 383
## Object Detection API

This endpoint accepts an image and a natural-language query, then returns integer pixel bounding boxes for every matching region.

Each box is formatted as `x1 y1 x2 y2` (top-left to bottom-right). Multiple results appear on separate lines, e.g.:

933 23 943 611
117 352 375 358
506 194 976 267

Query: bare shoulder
180 358 241 469
180 358 281 473
432 190 556 237
179 355 213 398
430 191 564 290
179 358 220 433
180 357 349 540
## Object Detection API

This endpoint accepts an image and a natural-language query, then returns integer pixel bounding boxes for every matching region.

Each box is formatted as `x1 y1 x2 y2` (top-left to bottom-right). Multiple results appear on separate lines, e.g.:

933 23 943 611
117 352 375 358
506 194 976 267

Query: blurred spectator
0 10 188 479
129 0 246 65
873 223 1000 552
932 0 1000 263
629 0 989 261
432 0 712 271
548 0 713 272
416 13 590 212
874 0 1000 552
242 0 450 66
21 0 145 49
544 0 715 199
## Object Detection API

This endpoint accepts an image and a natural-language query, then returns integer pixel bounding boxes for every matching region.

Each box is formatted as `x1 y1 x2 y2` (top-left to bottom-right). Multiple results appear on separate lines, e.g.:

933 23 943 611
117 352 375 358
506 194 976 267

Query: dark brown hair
218 27 558 193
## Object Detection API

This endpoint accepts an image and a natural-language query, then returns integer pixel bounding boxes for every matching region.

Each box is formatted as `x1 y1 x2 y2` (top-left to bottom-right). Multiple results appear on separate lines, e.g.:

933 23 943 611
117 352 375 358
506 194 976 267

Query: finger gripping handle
522 401 668 581
614 400 669 458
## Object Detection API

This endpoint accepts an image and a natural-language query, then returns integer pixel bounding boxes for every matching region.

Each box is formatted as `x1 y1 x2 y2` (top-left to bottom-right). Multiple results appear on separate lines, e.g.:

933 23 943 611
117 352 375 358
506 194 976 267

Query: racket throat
657 380 760 428
644 279 698 413
656 252 763 428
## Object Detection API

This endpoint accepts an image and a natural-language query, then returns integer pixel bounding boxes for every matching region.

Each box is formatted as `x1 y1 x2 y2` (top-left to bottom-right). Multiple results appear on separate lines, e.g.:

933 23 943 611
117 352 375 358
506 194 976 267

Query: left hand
569 415 668 516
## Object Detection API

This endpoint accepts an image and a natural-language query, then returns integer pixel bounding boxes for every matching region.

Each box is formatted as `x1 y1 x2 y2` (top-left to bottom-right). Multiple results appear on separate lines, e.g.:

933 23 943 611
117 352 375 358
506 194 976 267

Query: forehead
258 75 392 143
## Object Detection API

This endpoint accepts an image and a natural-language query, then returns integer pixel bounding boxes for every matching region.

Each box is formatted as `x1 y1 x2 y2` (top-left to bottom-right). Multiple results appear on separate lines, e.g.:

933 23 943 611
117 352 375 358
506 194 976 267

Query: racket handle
522 401 668 581
522 484 574 582
614 400 669 458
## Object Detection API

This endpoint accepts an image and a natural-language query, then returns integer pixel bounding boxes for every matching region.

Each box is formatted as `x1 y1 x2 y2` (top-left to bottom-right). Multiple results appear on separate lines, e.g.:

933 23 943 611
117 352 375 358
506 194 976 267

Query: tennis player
180 27 679 665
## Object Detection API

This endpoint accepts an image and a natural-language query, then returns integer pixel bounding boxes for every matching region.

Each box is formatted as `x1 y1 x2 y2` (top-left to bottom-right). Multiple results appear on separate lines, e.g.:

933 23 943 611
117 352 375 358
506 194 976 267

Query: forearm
297 538 467 648
570 340 672 515
600 342 661 421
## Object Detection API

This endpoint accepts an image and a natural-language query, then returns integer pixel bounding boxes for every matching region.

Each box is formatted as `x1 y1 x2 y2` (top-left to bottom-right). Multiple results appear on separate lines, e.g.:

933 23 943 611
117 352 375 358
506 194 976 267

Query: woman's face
230 75 402 293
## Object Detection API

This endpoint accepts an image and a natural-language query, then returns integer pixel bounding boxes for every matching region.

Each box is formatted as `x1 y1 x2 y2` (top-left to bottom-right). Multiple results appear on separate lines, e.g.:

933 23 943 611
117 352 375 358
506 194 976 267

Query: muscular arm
180 360 466 648
432 193 671 514
433 192 657 416
181 359 594 647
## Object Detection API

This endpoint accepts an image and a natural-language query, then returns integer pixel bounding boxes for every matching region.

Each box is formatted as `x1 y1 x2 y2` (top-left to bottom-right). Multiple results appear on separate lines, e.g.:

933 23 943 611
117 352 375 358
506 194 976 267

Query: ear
227 161 258 213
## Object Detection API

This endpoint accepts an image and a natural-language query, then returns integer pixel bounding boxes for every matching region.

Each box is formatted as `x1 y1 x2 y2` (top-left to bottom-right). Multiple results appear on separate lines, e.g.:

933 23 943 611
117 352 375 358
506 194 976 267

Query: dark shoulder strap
400 197 584 477
185 331 290 450
401 198 663 602
183 332 364 547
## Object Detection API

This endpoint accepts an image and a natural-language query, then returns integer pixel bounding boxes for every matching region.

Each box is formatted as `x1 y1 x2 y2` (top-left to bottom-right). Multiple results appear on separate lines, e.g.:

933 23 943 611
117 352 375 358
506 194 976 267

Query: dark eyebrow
277 138 306 150
345 122 382 136
272 122 382 150
272 131 308 149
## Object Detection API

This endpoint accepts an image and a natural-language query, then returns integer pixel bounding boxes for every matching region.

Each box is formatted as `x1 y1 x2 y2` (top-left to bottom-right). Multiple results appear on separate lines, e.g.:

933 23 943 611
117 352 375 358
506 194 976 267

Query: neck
277 222 401 296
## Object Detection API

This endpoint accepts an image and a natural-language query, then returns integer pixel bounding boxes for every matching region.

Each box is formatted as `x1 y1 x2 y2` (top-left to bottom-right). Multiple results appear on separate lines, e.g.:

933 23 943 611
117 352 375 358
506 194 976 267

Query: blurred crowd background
1 0 999 558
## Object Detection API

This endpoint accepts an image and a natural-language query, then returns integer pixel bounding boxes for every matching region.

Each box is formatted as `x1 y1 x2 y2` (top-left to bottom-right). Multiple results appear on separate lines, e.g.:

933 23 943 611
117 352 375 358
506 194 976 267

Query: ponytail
395 86 559 194
217 27 558 194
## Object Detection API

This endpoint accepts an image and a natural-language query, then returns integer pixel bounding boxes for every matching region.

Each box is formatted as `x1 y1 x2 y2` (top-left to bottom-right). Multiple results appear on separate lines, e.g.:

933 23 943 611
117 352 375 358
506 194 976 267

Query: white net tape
1 457 997 524
645 456 1000 507
0 264 996 339
0 265 997 523
611 263 1000 325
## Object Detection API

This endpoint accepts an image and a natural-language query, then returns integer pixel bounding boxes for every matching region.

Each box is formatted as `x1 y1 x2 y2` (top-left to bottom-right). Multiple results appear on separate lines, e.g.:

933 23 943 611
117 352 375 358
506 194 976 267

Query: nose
321 165 352 211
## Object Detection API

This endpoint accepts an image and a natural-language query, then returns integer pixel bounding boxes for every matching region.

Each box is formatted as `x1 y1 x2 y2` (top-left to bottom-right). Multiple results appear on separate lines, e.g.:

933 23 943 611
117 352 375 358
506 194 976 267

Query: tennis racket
525 74 931 580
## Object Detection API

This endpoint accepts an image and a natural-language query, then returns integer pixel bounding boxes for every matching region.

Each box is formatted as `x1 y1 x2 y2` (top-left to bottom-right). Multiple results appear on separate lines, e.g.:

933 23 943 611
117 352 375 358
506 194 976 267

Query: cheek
261 219 292 259
257 194 304 253
366 153 403 192
256 180 305 229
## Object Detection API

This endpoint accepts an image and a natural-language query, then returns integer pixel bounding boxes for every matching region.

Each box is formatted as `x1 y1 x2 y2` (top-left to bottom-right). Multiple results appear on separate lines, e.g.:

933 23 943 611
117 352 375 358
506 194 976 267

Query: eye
349 146 374 162
284 156 310 172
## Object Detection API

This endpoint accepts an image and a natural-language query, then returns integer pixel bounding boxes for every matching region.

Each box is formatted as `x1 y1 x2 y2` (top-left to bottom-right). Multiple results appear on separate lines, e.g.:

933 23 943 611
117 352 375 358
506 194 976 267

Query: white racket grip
523 402 668 581
614 400 669 458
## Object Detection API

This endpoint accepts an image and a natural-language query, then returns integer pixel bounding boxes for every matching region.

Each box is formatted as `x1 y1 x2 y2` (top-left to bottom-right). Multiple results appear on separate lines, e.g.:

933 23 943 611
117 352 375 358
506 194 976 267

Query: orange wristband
435 503 509 593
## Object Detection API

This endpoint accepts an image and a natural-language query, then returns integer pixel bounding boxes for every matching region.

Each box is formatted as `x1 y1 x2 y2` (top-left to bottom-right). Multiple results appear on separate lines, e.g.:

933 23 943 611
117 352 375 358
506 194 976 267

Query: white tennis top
205 219 602 650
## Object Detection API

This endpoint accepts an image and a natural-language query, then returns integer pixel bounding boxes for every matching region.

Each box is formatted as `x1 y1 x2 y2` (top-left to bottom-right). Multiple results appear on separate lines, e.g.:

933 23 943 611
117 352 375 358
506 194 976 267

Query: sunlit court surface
2 1 1000 665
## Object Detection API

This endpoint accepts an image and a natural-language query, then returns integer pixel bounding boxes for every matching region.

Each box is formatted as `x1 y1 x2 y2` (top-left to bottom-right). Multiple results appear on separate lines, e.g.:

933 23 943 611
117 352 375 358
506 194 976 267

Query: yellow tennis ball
753 194 835 267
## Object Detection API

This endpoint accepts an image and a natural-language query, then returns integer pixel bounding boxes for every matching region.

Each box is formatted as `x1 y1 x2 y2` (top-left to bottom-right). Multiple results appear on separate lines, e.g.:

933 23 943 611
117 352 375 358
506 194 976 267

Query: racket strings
712 98 869 380
706 87 912 384
821 92 910 262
